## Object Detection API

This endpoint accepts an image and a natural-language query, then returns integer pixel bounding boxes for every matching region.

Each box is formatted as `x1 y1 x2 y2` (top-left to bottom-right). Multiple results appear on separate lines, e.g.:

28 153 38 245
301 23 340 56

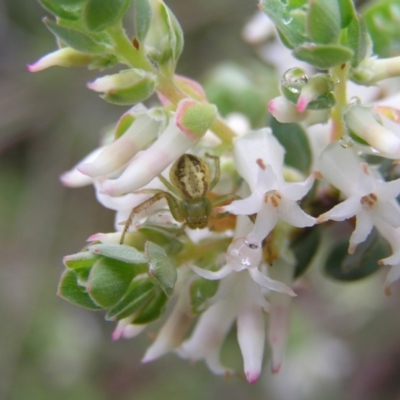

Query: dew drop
340 136 353 148
349 96 361 106
282 16 293 25
228 238 262 267
281 68 308 94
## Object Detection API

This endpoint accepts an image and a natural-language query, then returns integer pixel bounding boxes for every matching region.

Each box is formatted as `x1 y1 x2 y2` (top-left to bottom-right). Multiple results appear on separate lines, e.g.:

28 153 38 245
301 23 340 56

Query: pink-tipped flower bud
100 100 214 196
27 48 92 72
78 113 160 178
87 69 156 105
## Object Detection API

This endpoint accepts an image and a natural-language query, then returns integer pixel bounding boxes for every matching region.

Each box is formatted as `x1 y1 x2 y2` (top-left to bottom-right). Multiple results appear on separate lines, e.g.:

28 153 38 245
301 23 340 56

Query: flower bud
27 47 92 72
100 104 207 195
87 69 156 105
78 113 160 178
175 99 217 140
351 56 400 86
296 74 334 112
344 105 400 156
143 0 184 69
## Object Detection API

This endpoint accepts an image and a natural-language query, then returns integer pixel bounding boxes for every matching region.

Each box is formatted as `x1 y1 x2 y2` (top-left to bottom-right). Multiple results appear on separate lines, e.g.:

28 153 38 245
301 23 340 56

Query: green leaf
307 0 341 44
133 0 152 42
58 270 102 310
292 227 321 278
114 113 136 139
83 0 131 32
363 0 400 58
87 257 136 308
189 278 219 315
324 227 390 281
307 92 336 110
145 241 177 296
106 278 155 320
345 15 369 67
63 251 99 270
44 18 106 53
293 43 353 69
338 0 356 28
259 0 307 49
269 116 312 174
132 290 168 324
88 243 147 264
39 0 85 20
139 225 183 255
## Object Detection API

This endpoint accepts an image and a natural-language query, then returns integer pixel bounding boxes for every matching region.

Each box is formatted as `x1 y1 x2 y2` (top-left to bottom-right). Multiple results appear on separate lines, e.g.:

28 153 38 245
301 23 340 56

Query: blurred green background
2 0 400 399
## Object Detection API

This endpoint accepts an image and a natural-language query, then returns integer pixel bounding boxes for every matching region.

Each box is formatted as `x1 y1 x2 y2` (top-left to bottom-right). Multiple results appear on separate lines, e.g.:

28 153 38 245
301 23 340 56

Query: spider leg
119 191 182 244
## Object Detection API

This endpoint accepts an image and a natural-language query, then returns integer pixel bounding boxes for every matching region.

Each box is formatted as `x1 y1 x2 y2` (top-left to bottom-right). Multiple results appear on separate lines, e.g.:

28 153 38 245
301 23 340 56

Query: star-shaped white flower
318 143 400 253
220 129 316 245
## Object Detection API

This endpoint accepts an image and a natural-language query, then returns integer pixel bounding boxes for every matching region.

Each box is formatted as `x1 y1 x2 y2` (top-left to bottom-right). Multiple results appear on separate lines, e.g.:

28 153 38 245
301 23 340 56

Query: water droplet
371 146 381 154
349 96 361 106
228 238 262 267
331 73 340 83
281 68 308 94
340 136 353 148
282 16 293 25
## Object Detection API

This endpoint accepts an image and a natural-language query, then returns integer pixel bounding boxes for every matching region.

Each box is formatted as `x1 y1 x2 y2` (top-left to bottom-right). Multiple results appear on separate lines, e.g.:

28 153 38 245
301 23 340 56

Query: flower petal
349 209 374 253
278 198 316 228
318 196 361 223
248 268 296 296
237 304 265 383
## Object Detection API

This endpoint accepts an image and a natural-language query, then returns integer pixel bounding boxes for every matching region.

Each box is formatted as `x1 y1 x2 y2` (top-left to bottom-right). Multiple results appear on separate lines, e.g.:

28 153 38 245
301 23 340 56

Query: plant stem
330 63 349 142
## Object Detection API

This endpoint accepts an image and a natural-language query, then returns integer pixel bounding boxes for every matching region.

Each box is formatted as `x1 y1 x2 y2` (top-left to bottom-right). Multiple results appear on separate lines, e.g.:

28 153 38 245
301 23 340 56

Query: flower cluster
29 0 400 384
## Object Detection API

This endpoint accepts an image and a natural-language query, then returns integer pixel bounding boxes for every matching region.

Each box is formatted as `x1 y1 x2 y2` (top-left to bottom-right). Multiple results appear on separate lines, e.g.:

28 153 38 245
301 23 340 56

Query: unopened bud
28 47 92 72
352 56 400 85
344 105 400 156
87 69 156 105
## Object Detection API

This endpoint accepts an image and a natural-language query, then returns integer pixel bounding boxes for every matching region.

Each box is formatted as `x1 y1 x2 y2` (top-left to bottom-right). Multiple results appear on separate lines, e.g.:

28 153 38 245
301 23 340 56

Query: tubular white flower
60 146 105 187
221 129 316 245
100 116 199 196
79 114 160 178
318 143 400 253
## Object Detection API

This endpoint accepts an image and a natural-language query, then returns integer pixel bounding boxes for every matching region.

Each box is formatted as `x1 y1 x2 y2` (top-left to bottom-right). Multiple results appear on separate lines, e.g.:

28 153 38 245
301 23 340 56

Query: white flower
177 270 268 383
185 216 295 382
220 129 316 245
317 143 400 254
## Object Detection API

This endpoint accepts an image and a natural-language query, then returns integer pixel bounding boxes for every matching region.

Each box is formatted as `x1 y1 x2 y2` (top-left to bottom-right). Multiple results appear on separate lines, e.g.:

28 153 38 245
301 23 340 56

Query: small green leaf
292 226 321 278
139 225 183 255
363 0 400 58
63 251 99 270
338 0 356 28
145 241 177 296
106 278 155 320
259 0 307 49
324 227 390 281
87 257 136 308
269 116 312 174
58 270 102 310
293 43 353 69
132 290 168 324
83 0 131 32
189 278 219 315
345 15 369 67
88 243 147 264
39 0 85 20
307 0 341 44
307 92 336 110
44 18 106 54
133 0 152 42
